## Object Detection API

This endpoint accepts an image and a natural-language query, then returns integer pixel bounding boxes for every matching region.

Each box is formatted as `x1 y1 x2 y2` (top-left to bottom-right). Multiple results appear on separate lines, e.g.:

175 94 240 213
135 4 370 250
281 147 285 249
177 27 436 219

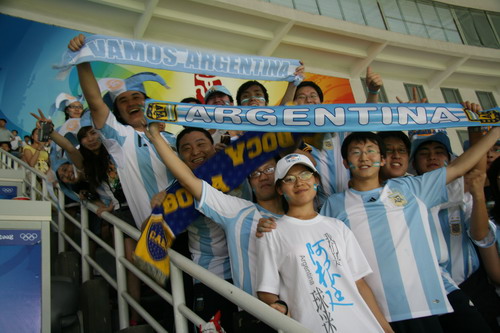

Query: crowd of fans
1 33 499 333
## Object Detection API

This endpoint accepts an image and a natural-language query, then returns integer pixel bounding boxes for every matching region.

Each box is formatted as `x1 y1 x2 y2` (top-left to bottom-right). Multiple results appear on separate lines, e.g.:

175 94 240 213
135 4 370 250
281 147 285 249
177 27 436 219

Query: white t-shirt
10 135 22 150
257 214 383 333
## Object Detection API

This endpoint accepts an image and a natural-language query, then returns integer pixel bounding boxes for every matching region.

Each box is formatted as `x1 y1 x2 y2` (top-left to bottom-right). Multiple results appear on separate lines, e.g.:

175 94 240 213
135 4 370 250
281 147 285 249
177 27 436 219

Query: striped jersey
188 181 252 281
196 181 281 296
320 167 453 322
100 112 176 228
310 132 350 196
434 188 497 286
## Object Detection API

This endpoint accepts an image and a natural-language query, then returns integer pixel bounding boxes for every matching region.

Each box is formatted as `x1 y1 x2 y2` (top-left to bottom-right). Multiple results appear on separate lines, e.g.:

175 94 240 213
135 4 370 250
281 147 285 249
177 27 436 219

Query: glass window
399 0 421 24
294 0 320 15
444 28 463 43
476 91 498 110
379 0 403 20
268 0 294 8
490 14 500 40
339 0 365 24
404 83 427 102
360 0 386 29
386 18 408 34
317 0 344 19
454 8 482 46
418 2 441 27
361 78 389 103
407 22 428 38
471 11 499 48
441 88 462 104
427 27 447 41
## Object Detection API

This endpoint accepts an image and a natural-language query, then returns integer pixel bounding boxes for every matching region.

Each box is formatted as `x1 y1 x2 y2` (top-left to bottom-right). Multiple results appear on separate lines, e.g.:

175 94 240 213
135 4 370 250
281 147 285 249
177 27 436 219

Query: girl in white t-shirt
256 153 393 333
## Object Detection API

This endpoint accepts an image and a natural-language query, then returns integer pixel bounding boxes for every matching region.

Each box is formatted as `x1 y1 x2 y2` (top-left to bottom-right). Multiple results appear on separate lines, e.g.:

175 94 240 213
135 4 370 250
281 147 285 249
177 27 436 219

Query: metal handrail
0 148 310 332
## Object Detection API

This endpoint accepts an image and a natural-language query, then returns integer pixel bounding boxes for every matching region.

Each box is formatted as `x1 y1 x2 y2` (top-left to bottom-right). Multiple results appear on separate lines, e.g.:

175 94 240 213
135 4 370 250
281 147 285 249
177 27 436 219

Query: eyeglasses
281 171 314 184
250 167 275 178
348 149 380 158
386 148 408 155
68 105 83 110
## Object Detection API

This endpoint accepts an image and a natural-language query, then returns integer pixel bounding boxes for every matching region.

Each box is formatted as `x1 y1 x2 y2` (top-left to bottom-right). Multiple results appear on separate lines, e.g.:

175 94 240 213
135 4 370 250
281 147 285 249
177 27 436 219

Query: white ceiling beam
428 56 469 88
153 8 273 40
133 0 158 39
349 42 388 78
258 20 295 56
87 0 143 12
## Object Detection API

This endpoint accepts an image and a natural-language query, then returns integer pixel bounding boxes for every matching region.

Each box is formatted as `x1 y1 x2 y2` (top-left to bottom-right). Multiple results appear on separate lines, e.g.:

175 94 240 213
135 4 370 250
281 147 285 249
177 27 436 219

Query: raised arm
279 62 304 105
31 109 83 169
464 169 491 243
446 127 500 184
145 123 202 200
68 34 110 129
364 67 383 104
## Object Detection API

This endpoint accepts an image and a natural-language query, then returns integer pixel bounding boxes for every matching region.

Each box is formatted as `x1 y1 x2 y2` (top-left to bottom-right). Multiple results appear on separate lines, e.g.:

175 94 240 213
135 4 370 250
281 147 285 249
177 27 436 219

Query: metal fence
0 148 310 333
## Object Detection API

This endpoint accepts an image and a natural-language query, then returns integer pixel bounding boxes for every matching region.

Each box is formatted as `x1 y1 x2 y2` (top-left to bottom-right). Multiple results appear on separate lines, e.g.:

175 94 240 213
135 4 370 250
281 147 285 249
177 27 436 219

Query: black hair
63 106 71 121
180 97 202 104
341 132 386 159
236 81 269 105
30 128 38 141
0 141 11 150
77 126 111 195
377 131 411 153
176 127 214 152
293 81 324 103
0 118 6 123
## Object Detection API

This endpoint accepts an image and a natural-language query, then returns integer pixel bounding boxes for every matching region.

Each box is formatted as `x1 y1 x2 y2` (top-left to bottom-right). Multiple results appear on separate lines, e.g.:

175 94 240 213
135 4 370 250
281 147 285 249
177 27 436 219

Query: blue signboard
0 229 42 332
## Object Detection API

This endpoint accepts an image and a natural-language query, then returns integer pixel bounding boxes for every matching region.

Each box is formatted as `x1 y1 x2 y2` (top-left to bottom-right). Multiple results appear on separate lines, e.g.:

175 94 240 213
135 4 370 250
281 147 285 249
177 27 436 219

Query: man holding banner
145 123 290 330
151 126 253 330
69 34 178 325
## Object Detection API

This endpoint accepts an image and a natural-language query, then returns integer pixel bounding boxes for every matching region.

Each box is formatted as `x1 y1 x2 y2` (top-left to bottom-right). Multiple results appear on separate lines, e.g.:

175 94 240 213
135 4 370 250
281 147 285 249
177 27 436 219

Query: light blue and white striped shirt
196 181 281 296
99 112 176 228
321 167 453 322
188 181 252 281
310 132 350 196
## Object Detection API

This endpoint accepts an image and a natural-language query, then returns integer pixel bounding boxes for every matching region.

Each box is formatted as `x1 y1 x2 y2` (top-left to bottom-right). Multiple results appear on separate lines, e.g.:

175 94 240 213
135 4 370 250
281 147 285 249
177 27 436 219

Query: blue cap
204 85 233 103
98 72 169 109
410 131 453 160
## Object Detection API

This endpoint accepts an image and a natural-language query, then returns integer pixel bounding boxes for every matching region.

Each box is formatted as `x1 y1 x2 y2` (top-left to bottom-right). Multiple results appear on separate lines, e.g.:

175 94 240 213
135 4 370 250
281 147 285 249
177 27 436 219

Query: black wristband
274 300 288 315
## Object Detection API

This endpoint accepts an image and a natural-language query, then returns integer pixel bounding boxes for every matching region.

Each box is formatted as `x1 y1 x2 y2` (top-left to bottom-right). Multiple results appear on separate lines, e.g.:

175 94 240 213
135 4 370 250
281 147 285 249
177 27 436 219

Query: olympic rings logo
1 188 14 193
20 233 38 241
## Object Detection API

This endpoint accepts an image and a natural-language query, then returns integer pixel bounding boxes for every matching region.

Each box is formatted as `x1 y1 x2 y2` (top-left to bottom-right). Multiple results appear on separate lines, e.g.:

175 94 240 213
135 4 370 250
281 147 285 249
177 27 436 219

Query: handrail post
170 262 189 333
114 227 129 329
42 178 48 200
58 186 66 252
30 171 37 200
81 203 91 282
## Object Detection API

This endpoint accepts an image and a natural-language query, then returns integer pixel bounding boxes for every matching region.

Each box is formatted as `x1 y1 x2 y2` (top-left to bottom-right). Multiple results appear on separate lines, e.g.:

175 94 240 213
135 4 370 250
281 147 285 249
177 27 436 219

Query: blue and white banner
146 101 500 132
56 35 302 83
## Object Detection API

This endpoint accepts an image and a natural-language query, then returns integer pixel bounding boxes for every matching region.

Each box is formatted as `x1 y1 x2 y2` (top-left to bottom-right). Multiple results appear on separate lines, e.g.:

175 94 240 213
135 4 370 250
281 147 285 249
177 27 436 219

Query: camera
38 122 52 142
